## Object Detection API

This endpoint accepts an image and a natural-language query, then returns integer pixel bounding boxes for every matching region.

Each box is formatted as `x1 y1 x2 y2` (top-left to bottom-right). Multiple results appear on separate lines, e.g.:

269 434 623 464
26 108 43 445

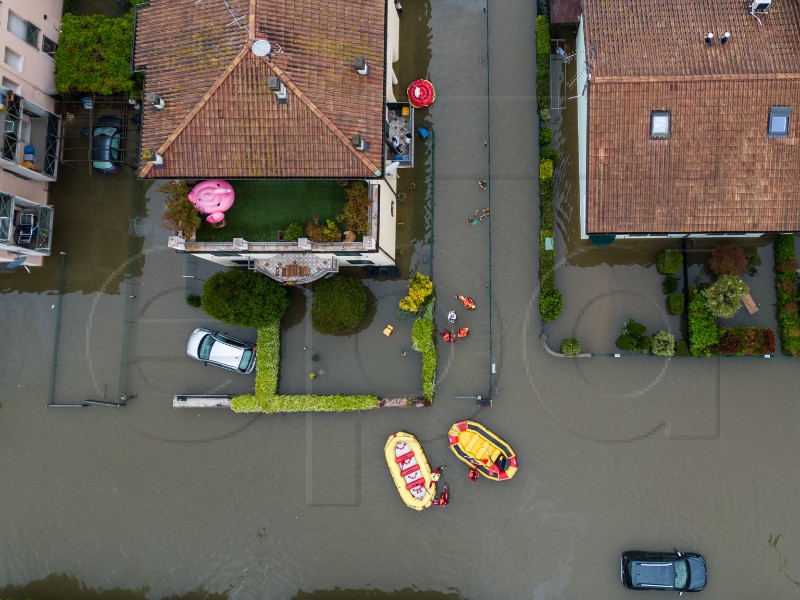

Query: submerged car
91 115 123 173
621 550 707 593
186 328 256 374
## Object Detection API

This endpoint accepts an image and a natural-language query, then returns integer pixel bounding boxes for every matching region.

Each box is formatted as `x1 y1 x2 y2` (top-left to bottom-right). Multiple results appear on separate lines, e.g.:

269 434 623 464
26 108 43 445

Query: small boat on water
384 431 436 510
448 420 518 481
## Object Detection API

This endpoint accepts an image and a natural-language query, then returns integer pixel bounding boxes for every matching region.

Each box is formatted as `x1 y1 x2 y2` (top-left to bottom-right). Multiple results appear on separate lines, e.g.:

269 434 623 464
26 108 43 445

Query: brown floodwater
1 1 800 599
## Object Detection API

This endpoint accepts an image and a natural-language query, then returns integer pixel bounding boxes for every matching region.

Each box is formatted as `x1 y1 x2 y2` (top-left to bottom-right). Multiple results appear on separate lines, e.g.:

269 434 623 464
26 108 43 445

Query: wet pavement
2 1 800 599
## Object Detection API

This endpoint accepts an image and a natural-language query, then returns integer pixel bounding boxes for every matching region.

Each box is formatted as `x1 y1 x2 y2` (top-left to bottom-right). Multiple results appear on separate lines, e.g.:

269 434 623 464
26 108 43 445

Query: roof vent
720 31 731 44
353 55 370 76
703 32 714 44
141 149 164 168
351 134 370 152
267 76 288 105
145 92 165 110
252 39 272 57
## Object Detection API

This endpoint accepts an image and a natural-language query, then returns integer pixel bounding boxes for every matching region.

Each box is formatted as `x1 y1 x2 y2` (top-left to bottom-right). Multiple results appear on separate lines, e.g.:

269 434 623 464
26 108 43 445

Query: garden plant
657 249 683 275
311 275 368 335
773 234 800 356
202 270 288 328
702 274 749 319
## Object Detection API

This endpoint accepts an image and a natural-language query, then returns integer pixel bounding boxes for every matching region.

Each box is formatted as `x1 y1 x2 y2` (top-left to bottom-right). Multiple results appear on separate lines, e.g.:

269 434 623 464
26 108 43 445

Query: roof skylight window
768 107 790 138
650 111 670 138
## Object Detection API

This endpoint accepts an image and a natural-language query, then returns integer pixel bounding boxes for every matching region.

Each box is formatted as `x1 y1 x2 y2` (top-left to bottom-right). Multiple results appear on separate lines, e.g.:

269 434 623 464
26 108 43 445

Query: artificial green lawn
195 180 348 242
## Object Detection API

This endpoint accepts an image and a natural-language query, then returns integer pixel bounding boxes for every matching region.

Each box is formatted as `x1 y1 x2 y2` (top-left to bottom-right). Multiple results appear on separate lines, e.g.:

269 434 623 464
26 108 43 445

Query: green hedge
536 15 550 113
774 234 800 356
561 337 582 356
657 249 683 274
412 306 437 401
717 326 776 355
538 156 561 322
688 286 719 356
254 321 281 397
231 394 379 414
668 293 685 315
421 346 437 402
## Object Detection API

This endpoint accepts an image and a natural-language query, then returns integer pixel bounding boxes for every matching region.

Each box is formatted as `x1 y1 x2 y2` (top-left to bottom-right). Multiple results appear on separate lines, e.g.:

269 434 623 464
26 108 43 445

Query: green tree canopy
54 12 137 95
703 274 749 319
311 275 368 335
202 270 288 327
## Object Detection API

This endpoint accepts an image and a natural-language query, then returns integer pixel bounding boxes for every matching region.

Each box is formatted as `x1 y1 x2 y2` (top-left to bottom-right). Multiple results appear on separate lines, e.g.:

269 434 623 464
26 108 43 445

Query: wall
575 16 588 241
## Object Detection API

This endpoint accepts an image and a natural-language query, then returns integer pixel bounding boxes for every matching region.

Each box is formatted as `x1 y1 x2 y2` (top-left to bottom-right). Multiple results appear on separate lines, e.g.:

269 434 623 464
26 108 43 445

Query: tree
709 244 747 276
54 12 139 95
311 275 368 334
702 274 749 319
160 181 201 238
399 273 434 314
202 270 288 327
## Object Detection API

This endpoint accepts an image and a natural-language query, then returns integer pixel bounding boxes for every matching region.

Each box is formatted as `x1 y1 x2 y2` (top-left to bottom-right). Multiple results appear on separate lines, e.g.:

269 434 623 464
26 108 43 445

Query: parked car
186 328 256 374
621 550 707 593
91 115 123 173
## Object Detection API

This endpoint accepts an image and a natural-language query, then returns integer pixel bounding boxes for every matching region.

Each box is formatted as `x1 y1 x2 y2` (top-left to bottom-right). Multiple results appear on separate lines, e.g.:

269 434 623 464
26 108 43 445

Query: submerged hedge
536 15 550 114
774 234 800 356
231 322 379 414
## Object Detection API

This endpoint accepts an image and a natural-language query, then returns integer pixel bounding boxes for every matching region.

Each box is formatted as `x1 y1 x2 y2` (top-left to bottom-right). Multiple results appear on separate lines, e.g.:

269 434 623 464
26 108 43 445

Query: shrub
717 327 776 355
536 15 550 112
624 318 647 338
231 394 380 414
638 336 652 354
159 181 201 238
412 317 435 353
421 345 437 401
745 250 761 276
540 147 559 164
774 234 800 356
338 181 372 235
283 222 304 242
311 275 367 334
561 337 582 356
775 234 795 264
657 249 683 274
399 273 434 314
651 331 676 356
668 293 685 315
661 274 678 295
202 270 288 327
186 294 201 308
675 340 690 356
254 321 280 397
540 169 554 230
702 274 749 319
540 229 555 291
709 244 747 276
688 287 719 356
539 126 553 147
539 159 554 181
540 289 563 322
616 334 638 352
306 218 341 242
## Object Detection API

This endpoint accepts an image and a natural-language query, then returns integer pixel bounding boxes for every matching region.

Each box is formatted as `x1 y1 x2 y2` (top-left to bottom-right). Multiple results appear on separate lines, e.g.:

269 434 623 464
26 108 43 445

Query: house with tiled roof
134 0 407 281
574 0 800 240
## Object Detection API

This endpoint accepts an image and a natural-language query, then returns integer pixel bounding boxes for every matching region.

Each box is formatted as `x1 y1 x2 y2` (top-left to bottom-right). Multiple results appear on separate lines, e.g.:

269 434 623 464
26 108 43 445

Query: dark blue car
621 550 707 593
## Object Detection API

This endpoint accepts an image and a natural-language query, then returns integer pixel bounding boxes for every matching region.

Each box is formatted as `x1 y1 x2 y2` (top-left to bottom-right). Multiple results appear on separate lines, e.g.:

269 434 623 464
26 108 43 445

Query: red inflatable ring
407 79 436 108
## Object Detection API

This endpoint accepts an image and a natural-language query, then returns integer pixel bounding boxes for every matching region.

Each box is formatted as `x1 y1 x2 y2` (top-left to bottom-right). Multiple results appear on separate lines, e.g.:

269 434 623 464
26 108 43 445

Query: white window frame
4 47 24 72
768 106 790 138
650 111 671 138
7 12 40 48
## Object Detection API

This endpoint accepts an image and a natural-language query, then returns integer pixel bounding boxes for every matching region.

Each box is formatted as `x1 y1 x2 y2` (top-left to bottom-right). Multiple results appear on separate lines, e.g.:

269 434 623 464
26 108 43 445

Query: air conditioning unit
751 0 771 13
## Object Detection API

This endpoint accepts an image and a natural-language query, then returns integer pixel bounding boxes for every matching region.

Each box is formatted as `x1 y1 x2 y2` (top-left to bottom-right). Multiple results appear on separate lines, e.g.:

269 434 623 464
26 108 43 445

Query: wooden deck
743 293 758 315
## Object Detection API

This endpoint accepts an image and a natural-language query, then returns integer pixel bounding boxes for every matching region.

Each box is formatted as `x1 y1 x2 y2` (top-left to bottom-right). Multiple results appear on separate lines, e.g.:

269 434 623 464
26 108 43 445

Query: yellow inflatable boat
384 431 436 510
448 420 518 481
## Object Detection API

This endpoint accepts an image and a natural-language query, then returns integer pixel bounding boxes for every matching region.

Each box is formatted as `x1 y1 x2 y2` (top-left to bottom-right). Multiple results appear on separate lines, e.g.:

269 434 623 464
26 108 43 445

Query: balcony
1 90 61 182
385 102 414 168
0 192 53 255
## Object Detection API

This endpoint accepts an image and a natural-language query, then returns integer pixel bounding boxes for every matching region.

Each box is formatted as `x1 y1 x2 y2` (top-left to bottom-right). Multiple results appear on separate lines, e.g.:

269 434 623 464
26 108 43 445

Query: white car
186 328 256 374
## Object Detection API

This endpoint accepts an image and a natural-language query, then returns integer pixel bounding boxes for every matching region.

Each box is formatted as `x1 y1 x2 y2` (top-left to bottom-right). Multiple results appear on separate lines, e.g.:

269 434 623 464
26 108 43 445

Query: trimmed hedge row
536 15 550 114
231 321 379 414
688 286 719 357
717 326 776 355
539 157 562 322
774 234 800 356
231 394 380 414
412 301 437 401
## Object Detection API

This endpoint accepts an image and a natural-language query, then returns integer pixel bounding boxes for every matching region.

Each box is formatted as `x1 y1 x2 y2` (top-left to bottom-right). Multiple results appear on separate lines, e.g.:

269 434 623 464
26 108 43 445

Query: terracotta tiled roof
584 0 800 79
583 0 800 233
134 0 386 179
551 0 582 25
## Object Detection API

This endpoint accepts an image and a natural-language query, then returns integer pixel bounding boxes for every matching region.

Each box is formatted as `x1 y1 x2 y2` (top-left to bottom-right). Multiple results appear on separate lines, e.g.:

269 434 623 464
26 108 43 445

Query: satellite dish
252 40 272 57
7 256 29 272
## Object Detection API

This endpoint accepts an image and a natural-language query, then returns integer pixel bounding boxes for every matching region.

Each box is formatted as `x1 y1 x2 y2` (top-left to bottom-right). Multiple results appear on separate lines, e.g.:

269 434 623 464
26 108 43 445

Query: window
42 36 58 59
768 107 790 138
4 48 23 72
1 77 22 95
7 13 40 48
650 111 671 138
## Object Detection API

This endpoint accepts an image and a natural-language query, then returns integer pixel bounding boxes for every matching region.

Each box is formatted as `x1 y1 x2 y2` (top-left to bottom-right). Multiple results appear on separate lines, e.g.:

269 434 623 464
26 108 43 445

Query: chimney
704 32 714 44
351 134 370 152
720 31 731 44
267 76 288 104
353 55 370 76
146 92 165 110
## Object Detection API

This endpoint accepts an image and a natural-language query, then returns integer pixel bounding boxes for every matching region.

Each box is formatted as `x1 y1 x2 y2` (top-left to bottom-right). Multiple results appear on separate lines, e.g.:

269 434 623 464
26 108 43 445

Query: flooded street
1 1 800 599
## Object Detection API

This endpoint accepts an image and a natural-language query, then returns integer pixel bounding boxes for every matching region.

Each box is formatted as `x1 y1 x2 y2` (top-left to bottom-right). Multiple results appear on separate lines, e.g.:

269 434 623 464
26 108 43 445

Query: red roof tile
134 0 386 179
583 0 800 233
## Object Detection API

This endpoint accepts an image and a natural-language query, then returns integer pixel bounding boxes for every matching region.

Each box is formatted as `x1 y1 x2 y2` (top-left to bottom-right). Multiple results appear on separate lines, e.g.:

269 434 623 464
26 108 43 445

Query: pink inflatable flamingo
187 180 235 224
